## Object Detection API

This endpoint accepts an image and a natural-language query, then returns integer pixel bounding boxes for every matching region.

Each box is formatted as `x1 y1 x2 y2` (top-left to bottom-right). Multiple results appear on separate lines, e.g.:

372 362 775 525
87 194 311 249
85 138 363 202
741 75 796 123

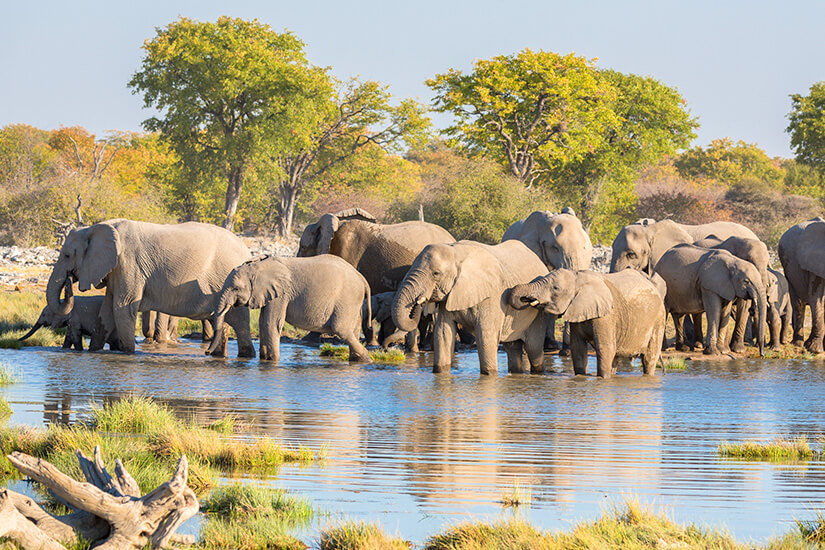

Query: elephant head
611 219 655 274
297 208 377 256
47 223 120 317
392 242 502 332
700 251 767 356
516 210 592 271
206 258 289 354
19 288 73 341
508 269 614 322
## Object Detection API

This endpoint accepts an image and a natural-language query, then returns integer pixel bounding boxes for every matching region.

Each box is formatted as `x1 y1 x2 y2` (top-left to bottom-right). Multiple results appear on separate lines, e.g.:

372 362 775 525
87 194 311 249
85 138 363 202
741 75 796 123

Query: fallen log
0 445 198 549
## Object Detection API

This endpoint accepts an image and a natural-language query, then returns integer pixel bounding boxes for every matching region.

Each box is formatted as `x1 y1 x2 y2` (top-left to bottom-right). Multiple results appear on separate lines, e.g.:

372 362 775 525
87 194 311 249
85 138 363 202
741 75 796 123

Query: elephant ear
334 208 377 223
317 214 339 254
248 261 288 309
78 223 120 291
699 253 736 302
445 247 502 311
565 272 614 322
799 223 825 280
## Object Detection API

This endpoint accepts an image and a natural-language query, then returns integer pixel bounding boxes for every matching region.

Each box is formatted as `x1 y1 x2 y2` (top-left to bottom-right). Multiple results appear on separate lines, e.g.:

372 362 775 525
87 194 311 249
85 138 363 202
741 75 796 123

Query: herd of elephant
18 208 825 378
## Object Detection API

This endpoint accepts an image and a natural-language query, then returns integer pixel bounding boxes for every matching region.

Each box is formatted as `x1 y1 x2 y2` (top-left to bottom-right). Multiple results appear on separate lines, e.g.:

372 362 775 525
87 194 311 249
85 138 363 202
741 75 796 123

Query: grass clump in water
92 395 180 434
199 484 313 550
0 362 18 385
0 397 10 421
319 520 410 550
499 480 531 508
320 344 406 363
662 357 687 371
718 436 815 461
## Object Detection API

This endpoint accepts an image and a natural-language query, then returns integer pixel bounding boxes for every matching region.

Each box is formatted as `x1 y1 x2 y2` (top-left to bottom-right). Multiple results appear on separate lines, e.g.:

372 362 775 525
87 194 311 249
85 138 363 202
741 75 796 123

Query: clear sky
1 0 822 157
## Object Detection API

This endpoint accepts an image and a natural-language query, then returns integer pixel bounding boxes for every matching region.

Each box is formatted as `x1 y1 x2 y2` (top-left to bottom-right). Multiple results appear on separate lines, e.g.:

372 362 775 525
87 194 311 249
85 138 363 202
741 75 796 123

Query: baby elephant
510 269 665 378
208 255 372 362
767 268 792 348
21 295 118 351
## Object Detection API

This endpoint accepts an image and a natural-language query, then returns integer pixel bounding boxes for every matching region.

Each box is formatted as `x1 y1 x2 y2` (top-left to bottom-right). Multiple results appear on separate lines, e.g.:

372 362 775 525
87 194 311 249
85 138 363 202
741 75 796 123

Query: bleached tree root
0 446 198 549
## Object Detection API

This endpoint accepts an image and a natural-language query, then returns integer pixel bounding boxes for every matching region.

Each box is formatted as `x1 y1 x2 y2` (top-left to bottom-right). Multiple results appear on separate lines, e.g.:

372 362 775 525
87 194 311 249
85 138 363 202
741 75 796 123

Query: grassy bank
0 396 321 494
719 436 820 461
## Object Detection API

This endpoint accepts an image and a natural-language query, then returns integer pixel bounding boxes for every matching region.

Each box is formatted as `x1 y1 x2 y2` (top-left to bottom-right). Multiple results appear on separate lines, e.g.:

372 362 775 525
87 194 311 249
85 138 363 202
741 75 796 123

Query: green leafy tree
269 79 431 236
129 16 329 229
675 137 784 187
427 50 696 228
787 81 825 170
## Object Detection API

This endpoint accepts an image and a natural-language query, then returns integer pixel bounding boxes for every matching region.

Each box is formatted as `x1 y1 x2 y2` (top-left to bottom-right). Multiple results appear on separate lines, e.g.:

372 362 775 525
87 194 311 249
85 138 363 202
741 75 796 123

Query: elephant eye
627 252 636 258
432 271 441 277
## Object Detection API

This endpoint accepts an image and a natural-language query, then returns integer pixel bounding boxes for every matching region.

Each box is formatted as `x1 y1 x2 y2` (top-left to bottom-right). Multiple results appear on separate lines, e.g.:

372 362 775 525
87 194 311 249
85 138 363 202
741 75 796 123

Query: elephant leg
167 316 179 341
258 303 280 362
347 332 372 362
673 313 689 352
113 303 138 353
791 295 806 347
544 313 560 350
153 312 169 344
525 318 546 374
475 326 500 376
70 325 83 351
201 319 215 343
433 315 457 373
225 306 256 358
780 312 791 345
805 279 825 353
702 293 724 355
592 320 616 378
718 302 733 354
729 299 749 353
61 331 72 349
404 328 419 353
642 322 664 376
503 340 526 374
558 322 571 357
768 304 781 349
141 311 154 341
691 313 704 349
570 333 588 376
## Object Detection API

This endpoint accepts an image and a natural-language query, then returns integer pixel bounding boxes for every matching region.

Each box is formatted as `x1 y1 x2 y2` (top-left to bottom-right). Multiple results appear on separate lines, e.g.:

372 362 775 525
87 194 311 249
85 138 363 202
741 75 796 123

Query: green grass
319 520 410 550
0 290 65 349
718 437 816 461
749 344 818 360
662 357 687 371
320 344 407 363
0 362 17 385
499 481 531 508
796 510 825 547
198 484 313 550
0 396 322 495
0 397 10 422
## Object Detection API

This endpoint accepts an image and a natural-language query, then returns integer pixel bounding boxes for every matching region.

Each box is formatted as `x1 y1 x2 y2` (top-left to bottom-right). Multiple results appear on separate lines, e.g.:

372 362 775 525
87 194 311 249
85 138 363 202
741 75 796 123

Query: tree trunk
276 182 299 238
223 164 244 230
0 446 197 549
578 175 606 231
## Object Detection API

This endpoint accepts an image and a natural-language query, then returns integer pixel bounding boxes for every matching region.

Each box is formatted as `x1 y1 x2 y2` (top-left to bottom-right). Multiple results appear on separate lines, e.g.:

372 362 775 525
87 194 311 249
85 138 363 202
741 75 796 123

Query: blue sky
1 0 822 157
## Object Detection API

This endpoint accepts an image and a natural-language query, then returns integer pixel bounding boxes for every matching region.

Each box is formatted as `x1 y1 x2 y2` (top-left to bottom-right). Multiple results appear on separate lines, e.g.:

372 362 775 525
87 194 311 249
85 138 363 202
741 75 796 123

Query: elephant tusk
415 295 427 305
530 300 540 307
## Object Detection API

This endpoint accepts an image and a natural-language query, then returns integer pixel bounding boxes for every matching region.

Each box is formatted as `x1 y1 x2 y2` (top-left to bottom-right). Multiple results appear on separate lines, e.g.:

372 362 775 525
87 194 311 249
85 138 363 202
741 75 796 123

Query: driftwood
0 446 198 549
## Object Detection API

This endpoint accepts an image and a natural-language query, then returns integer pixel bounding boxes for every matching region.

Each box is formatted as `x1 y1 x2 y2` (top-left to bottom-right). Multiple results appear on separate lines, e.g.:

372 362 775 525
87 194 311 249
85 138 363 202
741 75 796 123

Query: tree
268 79 431 236
674 137 784 187
787 81 825 170
427 49 618 187
129 16 330 229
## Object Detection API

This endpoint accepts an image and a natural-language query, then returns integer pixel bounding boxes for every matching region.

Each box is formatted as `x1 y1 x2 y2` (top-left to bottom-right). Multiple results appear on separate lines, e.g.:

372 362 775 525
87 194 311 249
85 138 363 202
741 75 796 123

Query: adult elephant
611 218 758 348
46 219 254 356
779 217 825 352
391 240 548 375
502 208 593 350
298 208 455 294
655 244 766 356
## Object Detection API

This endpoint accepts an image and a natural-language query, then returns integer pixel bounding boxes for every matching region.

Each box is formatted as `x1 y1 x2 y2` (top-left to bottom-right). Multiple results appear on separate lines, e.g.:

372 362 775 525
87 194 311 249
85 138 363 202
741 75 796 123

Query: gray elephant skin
141 311 178 344
46 219 254 356
391 240 548 375
778 217 825 351
298 208 455 294
655 244 766 356
503 209 593 350
509 269 665 378
20 291 118 351
693 235 770 353
767 268 791 348
368 291 424 351
208 255 372 362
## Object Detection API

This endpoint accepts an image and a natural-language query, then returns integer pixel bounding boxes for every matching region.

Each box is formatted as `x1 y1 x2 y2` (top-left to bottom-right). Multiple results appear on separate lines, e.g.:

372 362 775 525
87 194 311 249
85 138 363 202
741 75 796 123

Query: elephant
502 208 593 350
508 269 665 378
655 244 766 356
611 218 758 348
46 219 254 356
693 235 770 352
298 208 455 294
767 268 792 348
141 311 178 344
366 291 426 351
20 285 118 351
778 218 825 351
391 240 549 375
208 255 372 362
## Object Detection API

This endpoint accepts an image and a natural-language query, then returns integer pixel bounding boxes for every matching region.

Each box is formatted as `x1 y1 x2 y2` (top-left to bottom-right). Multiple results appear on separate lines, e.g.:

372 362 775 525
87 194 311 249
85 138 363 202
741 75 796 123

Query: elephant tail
362 282 372 340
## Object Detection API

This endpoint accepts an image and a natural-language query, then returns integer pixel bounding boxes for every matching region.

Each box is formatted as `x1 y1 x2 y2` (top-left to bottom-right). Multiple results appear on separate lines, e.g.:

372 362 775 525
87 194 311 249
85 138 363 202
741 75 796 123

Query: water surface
2 340 825 545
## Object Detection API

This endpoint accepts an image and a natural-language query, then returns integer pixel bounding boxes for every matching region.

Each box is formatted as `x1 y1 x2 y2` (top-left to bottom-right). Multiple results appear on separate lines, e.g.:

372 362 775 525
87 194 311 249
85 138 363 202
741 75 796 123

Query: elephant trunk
754 285 767 357
508 282 542 310
46 270 74 317
18 321 44 341
392 272 430 333
206 293 233 355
